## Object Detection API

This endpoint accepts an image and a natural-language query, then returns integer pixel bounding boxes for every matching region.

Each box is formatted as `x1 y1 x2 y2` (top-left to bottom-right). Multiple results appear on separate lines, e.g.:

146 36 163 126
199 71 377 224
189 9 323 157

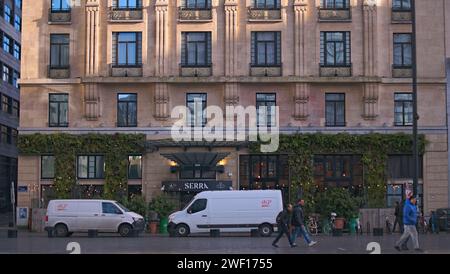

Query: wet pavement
0 231 449 254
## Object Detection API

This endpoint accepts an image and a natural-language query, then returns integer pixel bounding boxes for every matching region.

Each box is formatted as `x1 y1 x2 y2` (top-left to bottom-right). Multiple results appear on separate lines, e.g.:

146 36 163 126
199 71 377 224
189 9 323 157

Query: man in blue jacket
394 196 423 252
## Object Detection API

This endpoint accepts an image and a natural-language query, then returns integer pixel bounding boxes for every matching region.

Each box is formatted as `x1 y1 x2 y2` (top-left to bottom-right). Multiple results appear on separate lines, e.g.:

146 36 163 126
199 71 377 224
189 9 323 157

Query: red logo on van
261 200 272 208
56 204 68 211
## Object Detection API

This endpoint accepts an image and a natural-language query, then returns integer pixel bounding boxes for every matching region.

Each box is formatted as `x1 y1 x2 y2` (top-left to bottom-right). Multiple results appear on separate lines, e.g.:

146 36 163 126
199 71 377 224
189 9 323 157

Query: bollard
332 229 343 237
46 227 55 238
373 228 384 236
88 230 98 238
250 229 260 237
210 229 220 237
7 229 18 238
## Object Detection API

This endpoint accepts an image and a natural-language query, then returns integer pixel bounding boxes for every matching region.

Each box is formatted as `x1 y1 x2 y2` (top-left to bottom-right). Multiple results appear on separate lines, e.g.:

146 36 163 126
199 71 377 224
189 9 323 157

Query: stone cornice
19 77 447 85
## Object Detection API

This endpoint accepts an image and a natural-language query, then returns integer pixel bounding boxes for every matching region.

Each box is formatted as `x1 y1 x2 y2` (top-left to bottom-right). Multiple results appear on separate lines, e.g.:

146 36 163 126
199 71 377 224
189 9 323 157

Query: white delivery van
45 200 145 237
168 190 283 237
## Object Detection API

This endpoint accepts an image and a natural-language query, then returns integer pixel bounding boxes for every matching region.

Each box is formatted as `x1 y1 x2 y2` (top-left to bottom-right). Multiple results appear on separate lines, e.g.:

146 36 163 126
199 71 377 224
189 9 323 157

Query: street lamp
411 0 419 198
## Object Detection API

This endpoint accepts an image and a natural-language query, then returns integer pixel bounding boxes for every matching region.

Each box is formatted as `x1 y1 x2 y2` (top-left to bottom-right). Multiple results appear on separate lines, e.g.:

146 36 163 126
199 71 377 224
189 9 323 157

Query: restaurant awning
160 152 229 167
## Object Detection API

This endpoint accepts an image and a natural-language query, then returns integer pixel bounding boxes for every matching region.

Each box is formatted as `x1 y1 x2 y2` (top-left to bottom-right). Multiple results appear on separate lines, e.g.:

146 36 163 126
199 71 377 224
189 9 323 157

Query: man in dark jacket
290 199 317 247
393 201 403 233
395 196 423 252
272 204 295 248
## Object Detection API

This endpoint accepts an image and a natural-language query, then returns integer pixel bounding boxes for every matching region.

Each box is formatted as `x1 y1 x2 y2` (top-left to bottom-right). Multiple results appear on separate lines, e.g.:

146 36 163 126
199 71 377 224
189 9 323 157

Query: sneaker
394 246 401 252
272 243 279 248
414 248 424 253
308 241 318 247
291 244 297 248
401 246 409 251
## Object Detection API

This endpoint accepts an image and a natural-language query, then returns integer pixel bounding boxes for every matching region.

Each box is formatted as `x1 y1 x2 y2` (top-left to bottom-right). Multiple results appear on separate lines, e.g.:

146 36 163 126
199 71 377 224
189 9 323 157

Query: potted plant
315 188 360 231
121 195 148 218
148 210 159 234
148 194 176 234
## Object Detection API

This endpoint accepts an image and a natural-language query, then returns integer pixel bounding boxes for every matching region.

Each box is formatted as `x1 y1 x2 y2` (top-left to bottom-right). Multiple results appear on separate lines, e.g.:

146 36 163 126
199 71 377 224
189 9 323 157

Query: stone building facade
17 0 450 213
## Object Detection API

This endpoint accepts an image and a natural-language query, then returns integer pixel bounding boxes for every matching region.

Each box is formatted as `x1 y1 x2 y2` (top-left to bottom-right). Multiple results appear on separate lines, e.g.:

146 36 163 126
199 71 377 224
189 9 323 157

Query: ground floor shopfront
16 132 450 214
0 155 17 227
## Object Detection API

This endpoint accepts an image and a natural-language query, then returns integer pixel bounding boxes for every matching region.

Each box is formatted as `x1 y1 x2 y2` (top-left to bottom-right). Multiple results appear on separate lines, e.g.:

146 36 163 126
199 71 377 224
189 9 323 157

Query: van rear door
186 198 209 230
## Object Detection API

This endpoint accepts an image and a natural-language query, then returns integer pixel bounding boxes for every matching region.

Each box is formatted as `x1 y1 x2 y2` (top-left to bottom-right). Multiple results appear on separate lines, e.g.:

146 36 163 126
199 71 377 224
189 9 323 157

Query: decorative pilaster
224 0 238 76
362 0 378 120
363 83 379 120
363 0 377 77
155 0 169 76
154 83 170 120
85 0 100 76
84 83 100 120
293 83 309 120
224 83 239 107
294 0 307 76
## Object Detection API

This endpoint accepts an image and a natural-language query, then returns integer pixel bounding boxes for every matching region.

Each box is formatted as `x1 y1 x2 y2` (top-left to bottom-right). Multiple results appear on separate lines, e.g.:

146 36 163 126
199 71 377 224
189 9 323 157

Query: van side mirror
115 210 123 215
187 209 192 214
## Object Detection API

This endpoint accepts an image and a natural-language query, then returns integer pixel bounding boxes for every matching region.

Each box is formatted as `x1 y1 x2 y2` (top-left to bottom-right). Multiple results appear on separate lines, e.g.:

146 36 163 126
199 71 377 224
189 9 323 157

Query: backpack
276 211 284 224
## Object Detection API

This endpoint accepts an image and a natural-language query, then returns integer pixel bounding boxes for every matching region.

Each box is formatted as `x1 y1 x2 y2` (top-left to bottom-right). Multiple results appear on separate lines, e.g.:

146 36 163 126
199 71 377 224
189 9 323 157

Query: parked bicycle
320 212 337 235
306 214 319 236
418 214 429 234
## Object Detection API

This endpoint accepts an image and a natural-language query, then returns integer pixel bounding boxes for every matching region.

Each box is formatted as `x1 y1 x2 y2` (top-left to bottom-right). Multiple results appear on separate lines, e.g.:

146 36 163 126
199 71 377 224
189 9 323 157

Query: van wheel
119 224 133 237
175 224 190 237
259 224 273 237
54 224 69 237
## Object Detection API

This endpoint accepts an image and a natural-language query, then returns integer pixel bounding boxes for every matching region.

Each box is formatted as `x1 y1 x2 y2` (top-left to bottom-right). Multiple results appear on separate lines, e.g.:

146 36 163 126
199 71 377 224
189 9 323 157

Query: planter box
373 228 384 236
250 66 282 77
248 8 282 21
392 67 412 78
178 9 212 21
320 66 352 77
180 66 212 77
318 9 351 21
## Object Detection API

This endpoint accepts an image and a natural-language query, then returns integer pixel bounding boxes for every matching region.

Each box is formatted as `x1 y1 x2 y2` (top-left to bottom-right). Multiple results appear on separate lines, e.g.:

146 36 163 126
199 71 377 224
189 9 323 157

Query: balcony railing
48 8 71 24
108 7 143 22
180 64 212 77
392 65 412 78
48 65 70 79
392 9 412 23
319 64 352 77
318 8 351 21
250 64 282 77
247 8 282 21
110 64 143 77
178 7 212 22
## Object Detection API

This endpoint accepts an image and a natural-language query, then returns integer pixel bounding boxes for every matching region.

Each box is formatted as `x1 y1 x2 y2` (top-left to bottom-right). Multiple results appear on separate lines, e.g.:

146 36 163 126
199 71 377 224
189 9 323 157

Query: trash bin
159 217 169 234
348 218 357 235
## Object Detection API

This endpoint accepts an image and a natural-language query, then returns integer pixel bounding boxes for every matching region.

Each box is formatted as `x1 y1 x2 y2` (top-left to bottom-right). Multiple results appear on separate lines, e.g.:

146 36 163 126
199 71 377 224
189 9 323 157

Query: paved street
0 231 449 254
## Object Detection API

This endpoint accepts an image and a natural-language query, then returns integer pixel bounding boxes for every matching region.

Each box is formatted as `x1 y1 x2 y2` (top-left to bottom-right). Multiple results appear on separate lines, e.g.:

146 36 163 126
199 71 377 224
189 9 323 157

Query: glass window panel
403 46 412 65
197 43 206 65
128 155 142 179
96 156 105 178
78 156 88 178
41 156 55 179
118 44 127 64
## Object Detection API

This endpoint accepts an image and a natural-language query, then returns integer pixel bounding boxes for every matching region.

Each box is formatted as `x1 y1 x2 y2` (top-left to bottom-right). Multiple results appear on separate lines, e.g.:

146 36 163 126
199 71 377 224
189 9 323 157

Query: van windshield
182 198 195 211
115 202 130 212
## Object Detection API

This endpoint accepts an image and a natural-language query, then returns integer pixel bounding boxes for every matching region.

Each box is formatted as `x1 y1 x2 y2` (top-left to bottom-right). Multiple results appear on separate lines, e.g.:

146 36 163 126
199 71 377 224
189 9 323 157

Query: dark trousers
273 224 293 246
393 218 404 233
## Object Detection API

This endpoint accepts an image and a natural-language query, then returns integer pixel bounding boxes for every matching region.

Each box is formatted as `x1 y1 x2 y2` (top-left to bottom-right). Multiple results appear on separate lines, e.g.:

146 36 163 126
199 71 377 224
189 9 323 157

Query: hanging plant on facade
251 133 426 209
18 133 146 200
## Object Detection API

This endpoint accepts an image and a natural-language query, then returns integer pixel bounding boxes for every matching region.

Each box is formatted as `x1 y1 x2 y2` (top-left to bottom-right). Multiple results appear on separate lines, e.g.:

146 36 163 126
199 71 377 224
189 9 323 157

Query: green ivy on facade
250 133 426 210
18 133 146 200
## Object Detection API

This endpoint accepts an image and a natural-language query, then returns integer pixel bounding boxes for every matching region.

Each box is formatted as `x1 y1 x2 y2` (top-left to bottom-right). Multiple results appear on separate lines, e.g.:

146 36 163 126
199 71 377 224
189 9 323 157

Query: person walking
290 199 317 247
393 201 402 233
272 204 295 248
395 196 423 253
